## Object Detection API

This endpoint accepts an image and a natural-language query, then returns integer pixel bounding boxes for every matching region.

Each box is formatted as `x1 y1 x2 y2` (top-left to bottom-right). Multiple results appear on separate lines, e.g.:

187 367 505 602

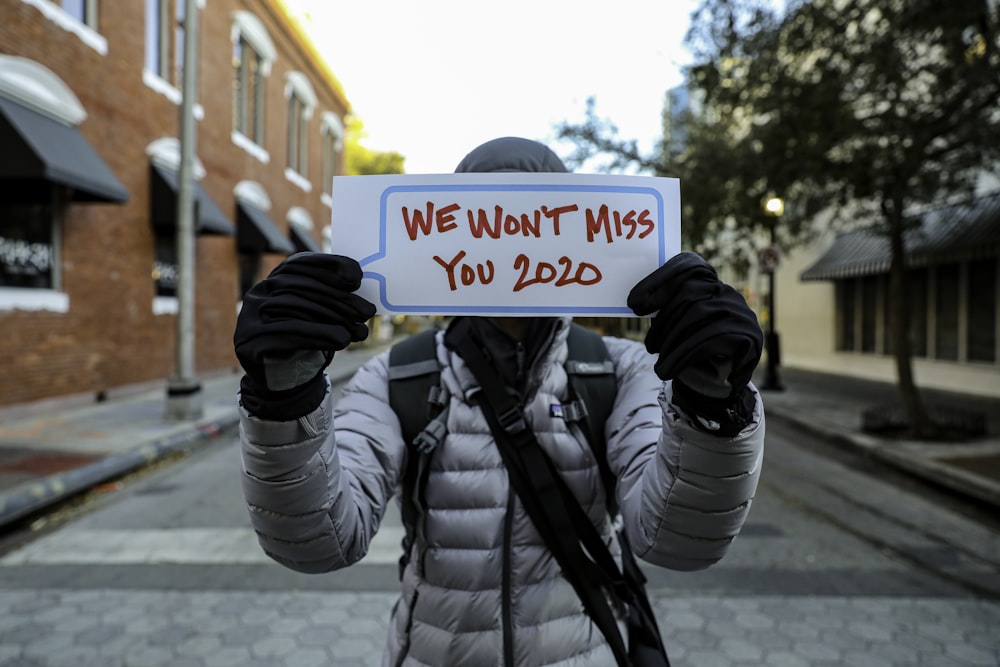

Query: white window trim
321 111 345 150
321 193 333 208
287 206 313 232
231 130 270 163
146 137 207 179
234 180 272 211
18 0 107 55
0 55 86 126
153 296 178 315
0 288 69 313
141 70 204 119
284 72 317 118
231 11 276 75
284 167 311 193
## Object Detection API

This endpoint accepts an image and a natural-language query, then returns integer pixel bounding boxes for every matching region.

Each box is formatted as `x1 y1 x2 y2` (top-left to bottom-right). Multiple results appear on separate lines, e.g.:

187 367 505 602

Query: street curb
0 363 368 530
0 415 240 529
766 408 1000 509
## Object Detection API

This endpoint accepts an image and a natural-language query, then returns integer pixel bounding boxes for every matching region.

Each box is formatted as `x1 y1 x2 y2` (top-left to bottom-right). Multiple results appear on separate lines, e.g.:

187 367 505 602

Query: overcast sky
283 0 701 174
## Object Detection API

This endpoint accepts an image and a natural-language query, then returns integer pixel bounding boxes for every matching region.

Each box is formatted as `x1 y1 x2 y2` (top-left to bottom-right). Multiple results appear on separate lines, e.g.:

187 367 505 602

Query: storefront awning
150 165 234 236
801 192 1000 281
290 224 321 252
237 203 295 254
0 96 128 203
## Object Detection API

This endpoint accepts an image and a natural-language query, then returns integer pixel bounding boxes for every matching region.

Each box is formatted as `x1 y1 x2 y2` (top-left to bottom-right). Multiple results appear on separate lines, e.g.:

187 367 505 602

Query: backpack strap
387 324 621 572
388 328 447 578
563 323 619 514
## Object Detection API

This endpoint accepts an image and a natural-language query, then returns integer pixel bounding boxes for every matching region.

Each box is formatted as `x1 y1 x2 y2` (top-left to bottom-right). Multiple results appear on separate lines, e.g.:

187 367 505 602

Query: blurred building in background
779 188 1000 399
0 0 347 407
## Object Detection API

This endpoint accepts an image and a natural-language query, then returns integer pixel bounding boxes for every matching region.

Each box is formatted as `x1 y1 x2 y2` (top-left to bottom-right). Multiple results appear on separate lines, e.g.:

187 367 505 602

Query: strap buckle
558 399 589 423
497 406 527 435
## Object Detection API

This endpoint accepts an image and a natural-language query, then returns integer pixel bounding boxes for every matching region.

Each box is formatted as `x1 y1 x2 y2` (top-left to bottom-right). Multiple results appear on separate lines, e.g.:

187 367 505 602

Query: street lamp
761 196 785 391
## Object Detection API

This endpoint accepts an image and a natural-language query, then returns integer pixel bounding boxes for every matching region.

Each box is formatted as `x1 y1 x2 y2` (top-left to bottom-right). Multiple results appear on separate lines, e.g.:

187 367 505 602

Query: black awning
237 203 295 254
0 96 128 203
150 165 235 235
801 192 1000 281
800 229 890 281
290 224 321 252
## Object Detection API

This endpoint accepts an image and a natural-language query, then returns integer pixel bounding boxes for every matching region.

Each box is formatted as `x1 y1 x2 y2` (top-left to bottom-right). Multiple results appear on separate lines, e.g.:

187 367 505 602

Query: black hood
451 136 567 353
454 137 568 174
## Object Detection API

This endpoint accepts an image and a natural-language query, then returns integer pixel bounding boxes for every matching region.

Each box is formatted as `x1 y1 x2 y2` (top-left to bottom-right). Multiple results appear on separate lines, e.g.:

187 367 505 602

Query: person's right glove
627 252 763 436
234 252 376 421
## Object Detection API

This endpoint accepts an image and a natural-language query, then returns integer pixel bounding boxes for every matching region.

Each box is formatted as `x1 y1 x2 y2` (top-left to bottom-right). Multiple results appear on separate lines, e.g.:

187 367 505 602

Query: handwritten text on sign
329 174 681 316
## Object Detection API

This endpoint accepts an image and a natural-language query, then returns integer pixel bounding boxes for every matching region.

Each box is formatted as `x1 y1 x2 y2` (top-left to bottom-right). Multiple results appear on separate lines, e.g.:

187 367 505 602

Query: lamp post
166 0 204 420
761 196 785 391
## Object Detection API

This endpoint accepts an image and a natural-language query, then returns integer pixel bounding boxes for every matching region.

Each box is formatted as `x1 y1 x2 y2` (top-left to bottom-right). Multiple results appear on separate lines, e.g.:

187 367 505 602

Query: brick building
0 0 348 407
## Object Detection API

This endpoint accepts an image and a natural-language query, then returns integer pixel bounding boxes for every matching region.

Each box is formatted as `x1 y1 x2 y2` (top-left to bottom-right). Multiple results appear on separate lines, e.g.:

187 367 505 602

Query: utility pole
167 0 203 420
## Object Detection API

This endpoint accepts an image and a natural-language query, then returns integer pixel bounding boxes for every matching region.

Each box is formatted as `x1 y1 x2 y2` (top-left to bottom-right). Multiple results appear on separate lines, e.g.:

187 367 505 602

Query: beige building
773 190 1000 399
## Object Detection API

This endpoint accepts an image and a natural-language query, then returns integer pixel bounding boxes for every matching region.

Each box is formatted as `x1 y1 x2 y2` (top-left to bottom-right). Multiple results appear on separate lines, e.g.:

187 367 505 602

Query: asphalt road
0 390 997 667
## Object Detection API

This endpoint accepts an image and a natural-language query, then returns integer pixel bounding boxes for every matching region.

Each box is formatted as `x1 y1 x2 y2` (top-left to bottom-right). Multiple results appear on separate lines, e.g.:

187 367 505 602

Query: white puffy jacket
239 318 765 667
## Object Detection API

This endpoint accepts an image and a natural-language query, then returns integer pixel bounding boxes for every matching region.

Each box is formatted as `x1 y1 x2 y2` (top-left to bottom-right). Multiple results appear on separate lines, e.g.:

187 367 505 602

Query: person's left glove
234 252 376 421
627 252 763 436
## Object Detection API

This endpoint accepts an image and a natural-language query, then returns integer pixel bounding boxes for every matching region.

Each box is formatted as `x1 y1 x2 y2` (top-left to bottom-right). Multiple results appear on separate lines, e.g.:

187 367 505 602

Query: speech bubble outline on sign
330 173 681 316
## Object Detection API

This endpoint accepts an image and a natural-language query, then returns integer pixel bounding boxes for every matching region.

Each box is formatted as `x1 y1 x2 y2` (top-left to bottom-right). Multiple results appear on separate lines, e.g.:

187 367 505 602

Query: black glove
627 252 763 435
234 252 376 421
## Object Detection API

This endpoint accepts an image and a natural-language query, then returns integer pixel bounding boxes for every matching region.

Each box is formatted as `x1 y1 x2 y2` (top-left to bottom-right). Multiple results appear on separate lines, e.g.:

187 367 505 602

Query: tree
560 0 1000 439
344 116 406 175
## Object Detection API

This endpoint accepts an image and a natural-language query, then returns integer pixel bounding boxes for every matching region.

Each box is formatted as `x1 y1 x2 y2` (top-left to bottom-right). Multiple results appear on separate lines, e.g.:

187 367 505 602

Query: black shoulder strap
450 330 634 666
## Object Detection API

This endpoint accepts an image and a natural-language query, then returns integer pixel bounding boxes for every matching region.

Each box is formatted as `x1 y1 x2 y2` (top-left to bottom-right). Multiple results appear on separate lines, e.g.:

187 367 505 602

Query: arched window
231 11 276 151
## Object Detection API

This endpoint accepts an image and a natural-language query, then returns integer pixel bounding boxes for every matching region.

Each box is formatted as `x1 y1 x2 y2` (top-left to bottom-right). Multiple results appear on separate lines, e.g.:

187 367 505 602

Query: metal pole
762 221 784 391
167 0 203 420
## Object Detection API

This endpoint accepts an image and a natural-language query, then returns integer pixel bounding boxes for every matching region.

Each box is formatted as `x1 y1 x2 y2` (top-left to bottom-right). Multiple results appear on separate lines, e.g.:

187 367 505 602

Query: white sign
330 173 680 316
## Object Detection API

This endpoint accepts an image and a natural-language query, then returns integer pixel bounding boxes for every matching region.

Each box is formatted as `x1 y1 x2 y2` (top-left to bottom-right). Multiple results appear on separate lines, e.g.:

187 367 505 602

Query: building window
967 258 997 363
0 199 61 290
58 0 98 29
144 0 185 87
935 264 960 361
860 275 879 354
231 12 275 151
233 36 264 145
239 252 260 298
321 112 344 197
836 280 856 352
152 234 177 298
284 73 316 180
287 93 307 176
908 268 929 358
834 260 995 366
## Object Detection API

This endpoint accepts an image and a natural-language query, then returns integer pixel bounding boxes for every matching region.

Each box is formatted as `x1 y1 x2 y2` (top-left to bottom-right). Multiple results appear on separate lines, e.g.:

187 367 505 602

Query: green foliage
559 0 1000 436
560 0 1000 260
682 0 1000 237
344 116 406 175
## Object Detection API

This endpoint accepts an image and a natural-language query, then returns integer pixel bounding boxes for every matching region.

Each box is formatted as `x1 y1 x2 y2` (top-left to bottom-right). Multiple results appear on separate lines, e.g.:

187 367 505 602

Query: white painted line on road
0 526 406 566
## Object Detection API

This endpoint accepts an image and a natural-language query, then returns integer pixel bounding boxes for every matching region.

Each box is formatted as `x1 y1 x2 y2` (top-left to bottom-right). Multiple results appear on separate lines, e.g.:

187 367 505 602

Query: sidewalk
0 340 397 528
1 342 999 530
757 366 1000 509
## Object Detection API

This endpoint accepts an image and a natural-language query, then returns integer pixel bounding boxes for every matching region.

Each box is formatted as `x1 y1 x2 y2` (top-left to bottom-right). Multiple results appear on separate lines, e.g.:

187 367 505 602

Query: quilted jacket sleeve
238 352 405 574
602 336 765 571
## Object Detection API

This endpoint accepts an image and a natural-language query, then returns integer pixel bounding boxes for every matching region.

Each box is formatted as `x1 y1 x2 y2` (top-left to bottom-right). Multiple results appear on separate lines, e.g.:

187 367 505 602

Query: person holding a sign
234 137 766 667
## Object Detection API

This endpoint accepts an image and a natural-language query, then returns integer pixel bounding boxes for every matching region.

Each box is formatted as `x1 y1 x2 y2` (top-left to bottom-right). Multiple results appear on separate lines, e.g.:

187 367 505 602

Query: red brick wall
0 0 348 406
